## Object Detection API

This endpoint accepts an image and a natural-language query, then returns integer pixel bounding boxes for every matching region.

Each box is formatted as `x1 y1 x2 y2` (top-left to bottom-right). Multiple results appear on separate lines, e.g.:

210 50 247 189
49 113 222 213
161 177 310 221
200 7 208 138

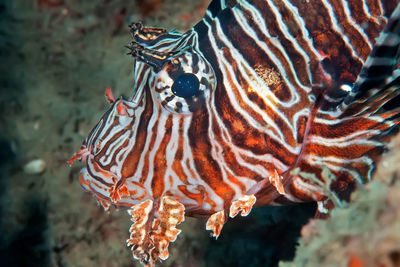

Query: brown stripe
188 107 235 206
151 115 173 198
172 118 190 185
121 91 153 179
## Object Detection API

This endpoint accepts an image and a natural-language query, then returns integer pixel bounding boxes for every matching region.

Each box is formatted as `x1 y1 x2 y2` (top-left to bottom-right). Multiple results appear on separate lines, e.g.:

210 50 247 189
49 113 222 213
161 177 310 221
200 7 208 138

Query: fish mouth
78 158 150 207
78 167 112 196
78 167 115 211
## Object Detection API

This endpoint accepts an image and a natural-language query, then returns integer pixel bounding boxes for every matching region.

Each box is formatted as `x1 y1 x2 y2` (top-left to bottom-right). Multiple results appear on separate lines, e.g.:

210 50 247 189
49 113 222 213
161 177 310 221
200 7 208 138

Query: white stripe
309 130 382 147
163 115 181 188
237 2 311 95
115 102 146 177
89 119 103 153
213 14 302 146
204 16 287 143
363 56 397 67
205 90 249 197
361 0 383 23
181 115 224 210
144 109 169 194
304 154 374 184
340 0 373 50
100 130 130 166
321 0 364 63
268 0 314 87
131 90 159 182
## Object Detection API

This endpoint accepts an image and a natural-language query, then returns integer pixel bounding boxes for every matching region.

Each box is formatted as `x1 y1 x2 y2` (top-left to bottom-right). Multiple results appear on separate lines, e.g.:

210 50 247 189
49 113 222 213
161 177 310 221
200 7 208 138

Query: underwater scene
1 0 400 266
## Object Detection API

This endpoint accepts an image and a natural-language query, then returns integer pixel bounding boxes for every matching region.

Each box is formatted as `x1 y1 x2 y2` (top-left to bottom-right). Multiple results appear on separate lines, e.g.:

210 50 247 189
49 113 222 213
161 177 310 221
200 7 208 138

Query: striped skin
67 0 400 264
72 0 400 216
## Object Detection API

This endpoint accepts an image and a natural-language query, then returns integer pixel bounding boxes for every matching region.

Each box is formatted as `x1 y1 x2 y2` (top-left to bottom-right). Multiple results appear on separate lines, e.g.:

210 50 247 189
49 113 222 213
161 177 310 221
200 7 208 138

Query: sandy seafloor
0 1 399 267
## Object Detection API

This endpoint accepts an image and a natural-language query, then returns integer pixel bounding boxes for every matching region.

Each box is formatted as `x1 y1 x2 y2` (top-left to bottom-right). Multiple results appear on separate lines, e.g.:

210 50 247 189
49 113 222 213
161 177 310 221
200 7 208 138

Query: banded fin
206 0 237 18
289 3 400 204
340 3 400 117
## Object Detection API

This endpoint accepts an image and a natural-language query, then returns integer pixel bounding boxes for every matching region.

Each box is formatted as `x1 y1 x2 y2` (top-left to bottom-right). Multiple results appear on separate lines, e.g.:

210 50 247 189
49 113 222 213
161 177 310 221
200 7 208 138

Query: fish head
69 24 227 211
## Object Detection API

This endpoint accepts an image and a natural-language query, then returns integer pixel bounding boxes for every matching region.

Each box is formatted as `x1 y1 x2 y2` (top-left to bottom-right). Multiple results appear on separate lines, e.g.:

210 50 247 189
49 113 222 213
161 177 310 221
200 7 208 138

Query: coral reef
281 134 400 267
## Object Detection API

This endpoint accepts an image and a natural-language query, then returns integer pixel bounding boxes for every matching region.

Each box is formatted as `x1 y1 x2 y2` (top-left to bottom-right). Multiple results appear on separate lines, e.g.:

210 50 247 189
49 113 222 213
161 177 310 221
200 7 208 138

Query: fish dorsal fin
292 3 400 202
206 0 237 18
339 3 400 117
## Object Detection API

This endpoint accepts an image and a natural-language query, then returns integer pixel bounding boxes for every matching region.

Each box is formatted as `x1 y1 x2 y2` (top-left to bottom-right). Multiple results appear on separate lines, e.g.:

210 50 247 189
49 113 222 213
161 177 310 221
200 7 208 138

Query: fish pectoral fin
126 196 185 266
94 197 111 212
268 170 287 195
206 210 226 239
229 194 257 218
109 177 129 203
205 194 257 240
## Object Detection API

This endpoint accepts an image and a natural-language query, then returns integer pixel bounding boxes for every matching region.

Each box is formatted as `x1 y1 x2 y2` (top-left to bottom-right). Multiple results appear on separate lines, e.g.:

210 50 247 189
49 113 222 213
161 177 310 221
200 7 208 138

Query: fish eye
171 73 200 98
153 48 216 114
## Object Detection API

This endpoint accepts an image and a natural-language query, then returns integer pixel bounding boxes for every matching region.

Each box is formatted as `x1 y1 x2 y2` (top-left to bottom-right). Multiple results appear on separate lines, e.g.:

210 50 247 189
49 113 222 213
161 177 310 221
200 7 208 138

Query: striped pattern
74 0 400 218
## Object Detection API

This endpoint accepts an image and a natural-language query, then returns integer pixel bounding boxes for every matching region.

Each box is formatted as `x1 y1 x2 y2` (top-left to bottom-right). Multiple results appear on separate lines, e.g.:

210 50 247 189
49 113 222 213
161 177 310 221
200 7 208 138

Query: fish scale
68 0 400 266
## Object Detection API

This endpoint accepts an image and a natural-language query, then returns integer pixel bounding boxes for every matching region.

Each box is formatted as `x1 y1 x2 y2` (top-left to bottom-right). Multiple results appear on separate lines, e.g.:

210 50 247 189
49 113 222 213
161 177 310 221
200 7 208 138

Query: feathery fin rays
291 2 400 204
67 0 400 266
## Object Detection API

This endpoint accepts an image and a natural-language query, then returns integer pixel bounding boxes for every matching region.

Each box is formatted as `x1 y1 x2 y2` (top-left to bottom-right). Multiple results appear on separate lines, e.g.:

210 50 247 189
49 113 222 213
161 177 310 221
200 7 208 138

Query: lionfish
69 0 400 265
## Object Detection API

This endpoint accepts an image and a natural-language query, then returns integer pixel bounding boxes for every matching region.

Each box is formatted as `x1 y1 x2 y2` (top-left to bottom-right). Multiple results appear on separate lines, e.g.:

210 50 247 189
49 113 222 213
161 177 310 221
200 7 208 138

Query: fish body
69 0 400 265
